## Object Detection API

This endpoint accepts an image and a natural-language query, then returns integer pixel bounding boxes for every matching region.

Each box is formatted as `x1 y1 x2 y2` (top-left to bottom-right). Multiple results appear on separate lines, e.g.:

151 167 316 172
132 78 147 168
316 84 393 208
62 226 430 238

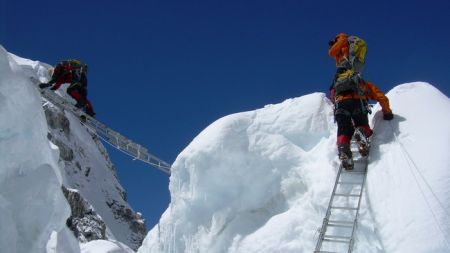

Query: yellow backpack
347 36 367 73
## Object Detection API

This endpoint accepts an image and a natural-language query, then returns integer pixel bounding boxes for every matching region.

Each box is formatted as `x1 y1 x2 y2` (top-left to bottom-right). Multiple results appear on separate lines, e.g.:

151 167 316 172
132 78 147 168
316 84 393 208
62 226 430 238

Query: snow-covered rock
62 186 107 243
41 97 147 250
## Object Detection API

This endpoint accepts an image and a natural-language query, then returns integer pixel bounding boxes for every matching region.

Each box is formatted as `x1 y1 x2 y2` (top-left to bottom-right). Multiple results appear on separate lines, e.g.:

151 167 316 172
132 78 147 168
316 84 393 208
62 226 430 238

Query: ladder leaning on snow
314 143 368 253
38 84 171 175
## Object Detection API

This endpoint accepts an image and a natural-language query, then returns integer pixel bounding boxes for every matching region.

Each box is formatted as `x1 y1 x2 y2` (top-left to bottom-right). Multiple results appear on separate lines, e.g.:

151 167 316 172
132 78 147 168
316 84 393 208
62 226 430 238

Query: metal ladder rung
342 170 366 174
323 238 351 244
331 206 358 210
328 219 354 225
334 193 361 197
325 234 352 240
327 220 355 228
337 181 363 185
323 235 352 243
327 223 353 228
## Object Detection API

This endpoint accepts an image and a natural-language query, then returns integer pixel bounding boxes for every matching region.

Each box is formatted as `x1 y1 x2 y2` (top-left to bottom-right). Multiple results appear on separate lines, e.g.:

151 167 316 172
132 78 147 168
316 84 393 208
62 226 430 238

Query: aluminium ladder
314 145 368 253
38 85 172 174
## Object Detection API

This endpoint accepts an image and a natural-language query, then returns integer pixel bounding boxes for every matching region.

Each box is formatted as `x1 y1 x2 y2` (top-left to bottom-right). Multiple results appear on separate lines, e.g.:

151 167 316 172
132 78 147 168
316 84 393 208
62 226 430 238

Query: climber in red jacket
39 60 95 117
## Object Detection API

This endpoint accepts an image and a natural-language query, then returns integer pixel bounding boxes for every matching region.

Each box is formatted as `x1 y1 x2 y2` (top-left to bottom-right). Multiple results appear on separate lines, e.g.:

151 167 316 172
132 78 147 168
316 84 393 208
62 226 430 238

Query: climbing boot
338 144 353 170
354 127 370 157
75 102 84 109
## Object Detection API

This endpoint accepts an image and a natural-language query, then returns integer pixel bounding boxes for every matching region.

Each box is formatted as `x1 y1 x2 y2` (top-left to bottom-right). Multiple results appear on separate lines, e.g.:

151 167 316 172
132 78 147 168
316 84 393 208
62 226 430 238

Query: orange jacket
334 81 392 114
328 33 349 66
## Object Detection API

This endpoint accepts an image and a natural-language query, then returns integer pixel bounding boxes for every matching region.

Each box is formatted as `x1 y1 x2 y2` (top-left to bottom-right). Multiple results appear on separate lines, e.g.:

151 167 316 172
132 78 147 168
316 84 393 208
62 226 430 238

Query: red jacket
49 63 75 90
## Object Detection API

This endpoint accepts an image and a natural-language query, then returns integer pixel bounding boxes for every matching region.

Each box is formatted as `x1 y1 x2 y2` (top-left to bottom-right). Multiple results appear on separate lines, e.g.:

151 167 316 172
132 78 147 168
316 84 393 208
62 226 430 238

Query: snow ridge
140 83 450 253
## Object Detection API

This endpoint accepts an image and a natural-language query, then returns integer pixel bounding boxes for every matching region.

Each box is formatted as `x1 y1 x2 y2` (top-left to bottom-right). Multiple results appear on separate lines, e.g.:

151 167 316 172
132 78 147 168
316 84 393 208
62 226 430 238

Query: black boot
85 107 96 117
354 127 370 157
338 143 353 170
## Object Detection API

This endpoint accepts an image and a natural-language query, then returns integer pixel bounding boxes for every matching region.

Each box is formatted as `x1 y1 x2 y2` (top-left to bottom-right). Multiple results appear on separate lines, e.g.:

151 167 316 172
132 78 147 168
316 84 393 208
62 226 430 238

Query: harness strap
334 105 366 117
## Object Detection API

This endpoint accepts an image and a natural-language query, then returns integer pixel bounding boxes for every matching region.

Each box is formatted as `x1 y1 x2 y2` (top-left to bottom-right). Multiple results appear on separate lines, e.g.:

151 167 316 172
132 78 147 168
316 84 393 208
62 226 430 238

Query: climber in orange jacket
328 32 394 169
329 68 394 169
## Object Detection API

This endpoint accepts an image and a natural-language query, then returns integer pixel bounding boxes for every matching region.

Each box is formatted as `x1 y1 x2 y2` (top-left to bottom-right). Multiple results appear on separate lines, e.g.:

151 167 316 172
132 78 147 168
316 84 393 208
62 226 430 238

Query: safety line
389 122 450 248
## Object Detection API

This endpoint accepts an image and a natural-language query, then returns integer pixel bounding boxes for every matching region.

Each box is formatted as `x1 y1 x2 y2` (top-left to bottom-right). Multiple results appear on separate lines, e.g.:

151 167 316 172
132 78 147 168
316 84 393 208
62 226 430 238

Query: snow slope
0 46 75 252
139 83 450 252
0 46 145 252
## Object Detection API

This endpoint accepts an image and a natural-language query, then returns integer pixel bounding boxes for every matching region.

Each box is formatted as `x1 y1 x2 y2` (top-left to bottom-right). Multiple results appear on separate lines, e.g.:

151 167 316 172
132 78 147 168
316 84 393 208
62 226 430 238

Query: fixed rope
388 122 450 248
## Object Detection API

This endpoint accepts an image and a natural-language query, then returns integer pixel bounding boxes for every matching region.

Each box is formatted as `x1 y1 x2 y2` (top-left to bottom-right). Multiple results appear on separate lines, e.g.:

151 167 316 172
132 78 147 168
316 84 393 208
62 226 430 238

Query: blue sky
3 0 450 229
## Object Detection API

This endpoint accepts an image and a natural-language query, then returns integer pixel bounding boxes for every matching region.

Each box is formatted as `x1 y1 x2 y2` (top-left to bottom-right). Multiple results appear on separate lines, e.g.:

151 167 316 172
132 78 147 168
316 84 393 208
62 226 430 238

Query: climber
328 33 393 169
39 60 95 117
330 70 393 169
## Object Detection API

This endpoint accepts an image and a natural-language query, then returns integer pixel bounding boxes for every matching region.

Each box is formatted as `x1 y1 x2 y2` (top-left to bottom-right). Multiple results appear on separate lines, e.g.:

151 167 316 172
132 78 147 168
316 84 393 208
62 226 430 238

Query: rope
388 122 450 248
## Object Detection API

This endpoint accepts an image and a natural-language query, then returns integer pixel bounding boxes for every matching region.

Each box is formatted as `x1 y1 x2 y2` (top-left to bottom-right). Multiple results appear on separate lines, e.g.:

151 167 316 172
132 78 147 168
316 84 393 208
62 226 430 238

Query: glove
39 83 51 89
328 38 336 47
383 112 394 120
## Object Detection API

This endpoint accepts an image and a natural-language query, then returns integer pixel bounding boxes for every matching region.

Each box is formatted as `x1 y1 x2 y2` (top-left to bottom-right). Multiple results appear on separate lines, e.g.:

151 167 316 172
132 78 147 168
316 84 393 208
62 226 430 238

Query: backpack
333 69 364 96
61 59 88 86
347 36 367 73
